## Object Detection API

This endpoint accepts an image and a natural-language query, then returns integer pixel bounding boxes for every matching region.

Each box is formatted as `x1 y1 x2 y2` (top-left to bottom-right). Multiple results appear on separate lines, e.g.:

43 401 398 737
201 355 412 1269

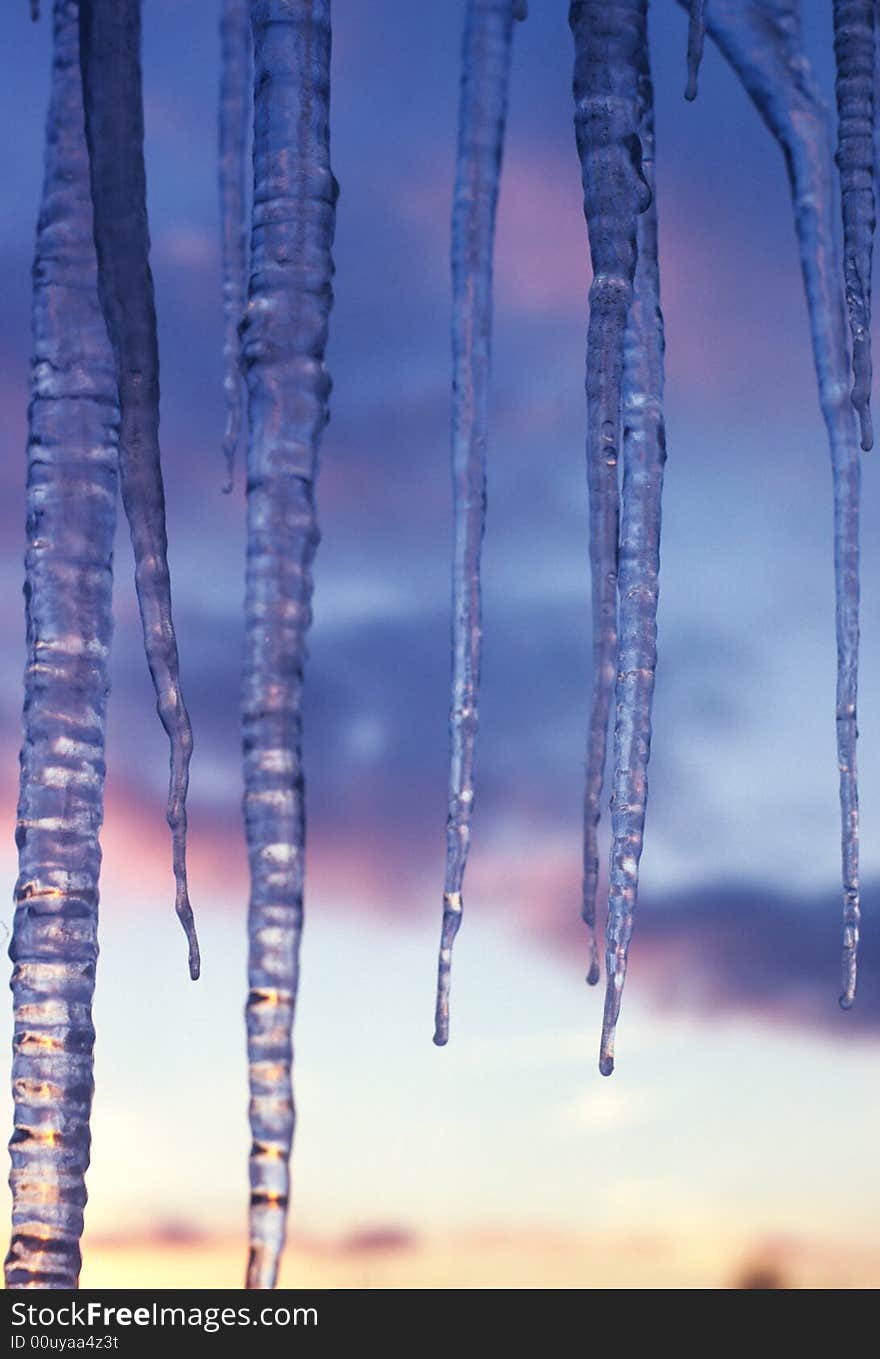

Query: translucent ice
600 34 665 1078
79 0 199 979
434 0 522 1046
219 0 251 491
240 0 337 1289
696 0 862 1006
5 0 118 1289
570 0 650 990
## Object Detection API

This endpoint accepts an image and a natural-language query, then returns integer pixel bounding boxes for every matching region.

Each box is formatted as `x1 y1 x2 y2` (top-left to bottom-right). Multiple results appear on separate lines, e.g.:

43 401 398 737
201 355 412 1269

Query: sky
0 0 878 1289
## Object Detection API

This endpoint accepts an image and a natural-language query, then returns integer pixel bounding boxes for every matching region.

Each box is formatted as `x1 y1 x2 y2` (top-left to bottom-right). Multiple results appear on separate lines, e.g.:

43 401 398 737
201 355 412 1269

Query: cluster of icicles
3 0 872 1291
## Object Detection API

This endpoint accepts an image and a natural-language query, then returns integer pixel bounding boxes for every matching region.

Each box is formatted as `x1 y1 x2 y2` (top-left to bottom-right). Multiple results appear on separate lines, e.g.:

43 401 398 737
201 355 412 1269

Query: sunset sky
0 1 878 1287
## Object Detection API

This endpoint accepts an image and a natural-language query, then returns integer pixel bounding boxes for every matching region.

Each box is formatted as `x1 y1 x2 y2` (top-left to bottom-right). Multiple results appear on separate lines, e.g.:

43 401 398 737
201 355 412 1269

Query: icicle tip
684 0 706 101
433 890 462 1045
839 901 859 1010
181 913 200 981
173 852 200 980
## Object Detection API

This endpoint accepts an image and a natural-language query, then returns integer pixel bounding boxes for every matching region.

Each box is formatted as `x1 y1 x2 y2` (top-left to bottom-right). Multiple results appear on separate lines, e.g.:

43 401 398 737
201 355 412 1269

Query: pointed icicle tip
858 407 873 453
684 0 706 101
433 891 461 1046
79 0 201 985
30 1 40 21
586 955 600 987
436 0 518 1050
839 916 858 1011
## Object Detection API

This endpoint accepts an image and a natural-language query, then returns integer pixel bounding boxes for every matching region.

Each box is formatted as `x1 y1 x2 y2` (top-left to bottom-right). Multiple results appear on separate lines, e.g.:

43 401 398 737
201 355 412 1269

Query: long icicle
571 0 650 991
5 0 118 1289
241 0 337 1290
78 0 199 980
692 0 862 1005
433 0 522 1047
600 39 665 1078
685 0 706 101
833 0 876 450
219 0 251 492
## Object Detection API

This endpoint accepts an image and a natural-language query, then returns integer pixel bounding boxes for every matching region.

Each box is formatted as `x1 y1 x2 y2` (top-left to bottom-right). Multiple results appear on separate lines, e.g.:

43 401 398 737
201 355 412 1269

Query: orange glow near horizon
73 1227 880 1291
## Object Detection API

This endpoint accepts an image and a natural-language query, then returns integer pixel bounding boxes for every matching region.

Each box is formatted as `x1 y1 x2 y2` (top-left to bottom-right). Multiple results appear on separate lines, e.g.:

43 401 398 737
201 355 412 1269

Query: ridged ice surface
433 0 521 1047
833 0 875 450
241 0 337 1290
78 0 199 979
5 0 118 1289
600 42 665 1078
685 0 706 101
570 0 650 990
219 0 251 491
696 0 861 1006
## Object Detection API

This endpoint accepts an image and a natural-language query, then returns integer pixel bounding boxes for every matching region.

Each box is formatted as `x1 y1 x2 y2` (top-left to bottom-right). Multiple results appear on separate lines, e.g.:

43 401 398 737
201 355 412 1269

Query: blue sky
0 0 877 1277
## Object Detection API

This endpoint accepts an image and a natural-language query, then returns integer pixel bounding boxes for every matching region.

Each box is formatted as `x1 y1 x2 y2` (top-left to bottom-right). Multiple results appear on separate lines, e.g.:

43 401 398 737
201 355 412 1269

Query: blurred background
0 1 878 1288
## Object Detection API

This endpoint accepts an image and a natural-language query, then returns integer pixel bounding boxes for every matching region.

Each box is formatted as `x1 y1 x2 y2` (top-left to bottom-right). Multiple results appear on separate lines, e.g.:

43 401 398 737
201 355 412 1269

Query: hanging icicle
691 0 862 1006
832 0 876 451
570 0 650 995
241 0 337 1290
6 0 118 1289
433 0 522 1047
600 39 666 1078
685 0 707 101
219 0 252 492
78 0 200 980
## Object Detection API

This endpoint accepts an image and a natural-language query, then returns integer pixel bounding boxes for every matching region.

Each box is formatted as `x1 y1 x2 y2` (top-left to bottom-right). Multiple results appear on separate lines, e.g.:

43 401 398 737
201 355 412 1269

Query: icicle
693 0 861 1005
78 0 199 980
5 0 118 1289
241 0 337 1290
833 1 875 450
685 0 706 101
433 0 521 1047
219 0 251 492
570 0 650 990
31 2 40 22
600 41 665 1078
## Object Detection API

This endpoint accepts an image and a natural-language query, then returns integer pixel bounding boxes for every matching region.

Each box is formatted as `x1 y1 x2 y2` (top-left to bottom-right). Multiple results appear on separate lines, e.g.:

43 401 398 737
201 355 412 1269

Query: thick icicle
600 43 665 1078
570 0 650 990
833 0 875 450
692 0 861 1005
685 0 706 101
433 0 521 1047
78 0 199 980
241 0 337 1290
219 0 251 492
6 0 118 1288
